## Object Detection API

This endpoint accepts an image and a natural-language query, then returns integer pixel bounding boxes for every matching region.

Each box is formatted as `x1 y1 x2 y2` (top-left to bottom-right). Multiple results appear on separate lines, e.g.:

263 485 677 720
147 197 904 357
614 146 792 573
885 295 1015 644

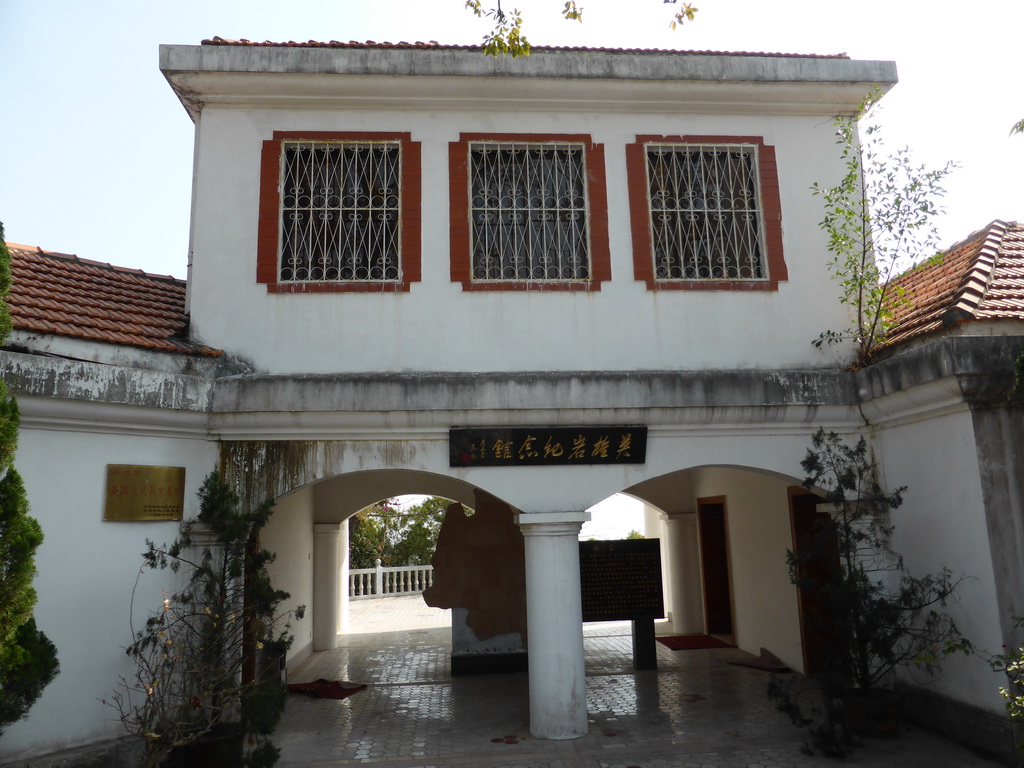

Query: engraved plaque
103 465 186 522
579 538 664 622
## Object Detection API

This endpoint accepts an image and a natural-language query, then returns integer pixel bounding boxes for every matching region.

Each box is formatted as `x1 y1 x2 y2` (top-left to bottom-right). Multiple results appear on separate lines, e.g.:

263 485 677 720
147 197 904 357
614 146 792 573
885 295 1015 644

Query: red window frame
626 135 787 291
257 131 422 293
449 132 611 292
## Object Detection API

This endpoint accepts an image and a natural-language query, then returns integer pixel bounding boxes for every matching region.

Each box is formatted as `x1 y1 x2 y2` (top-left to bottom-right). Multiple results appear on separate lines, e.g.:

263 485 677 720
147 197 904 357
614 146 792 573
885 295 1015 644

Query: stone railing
349 559 434 599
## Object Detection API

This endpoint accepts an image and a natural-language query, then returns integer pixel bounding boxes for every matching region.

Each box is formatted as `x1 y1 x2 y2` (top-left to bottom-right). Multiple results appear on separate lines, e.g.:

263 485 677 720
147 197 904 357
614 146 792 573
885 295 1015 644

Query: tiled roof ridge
880 219 1024 352
15 279 182 308
5 242 222 358
940 221 1008 324
200 36 850 60
10 294 184 329
5 243 184 285
8 245 187 317
12 266 186 305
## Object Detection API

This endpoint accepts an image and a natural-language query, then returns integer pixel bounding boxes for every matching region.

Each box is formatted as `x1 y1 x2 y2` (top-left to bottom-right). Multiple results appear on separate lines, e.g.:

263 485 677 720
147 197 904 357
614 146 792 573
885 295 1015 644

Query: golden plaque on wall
103 465 186 522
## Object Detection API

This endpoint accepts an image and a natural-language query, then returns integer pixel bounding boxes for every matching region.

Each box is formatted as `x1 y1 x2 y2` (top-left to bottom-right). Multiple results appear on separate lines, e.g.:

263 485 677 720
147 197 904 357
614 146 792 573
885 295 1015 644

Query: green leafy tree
0 222 59 735
988 617 1024 754
349 497 450 568
796 430 968 691
109 472 302 768
770 429 969 756
465 0 697 57
812 94 956 367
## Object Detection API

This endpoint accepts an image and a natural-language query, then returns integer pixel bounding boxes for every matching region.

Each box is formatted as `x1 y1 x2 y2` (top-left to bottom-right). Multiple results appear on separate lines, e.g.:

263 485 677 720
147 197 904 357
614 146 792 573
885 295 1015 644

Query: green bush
0 224 58 735
109 472 302 768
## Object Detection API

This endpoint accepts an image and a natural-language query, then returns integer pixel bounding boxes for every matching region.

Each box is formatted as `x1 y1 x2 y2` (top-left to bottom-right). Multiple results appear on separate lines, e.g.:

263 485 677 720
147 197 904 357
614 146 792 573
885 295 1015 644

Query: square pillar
312 523 343 651
661 511 704 634
339 519 350 633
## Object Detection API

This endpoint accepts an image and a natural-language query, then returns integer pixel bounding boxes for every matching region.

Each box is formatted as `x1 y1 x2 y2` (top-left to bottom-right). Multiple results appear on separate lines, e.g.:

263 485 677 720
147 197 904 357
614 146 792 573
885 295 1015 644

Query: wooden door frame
696 495 734 638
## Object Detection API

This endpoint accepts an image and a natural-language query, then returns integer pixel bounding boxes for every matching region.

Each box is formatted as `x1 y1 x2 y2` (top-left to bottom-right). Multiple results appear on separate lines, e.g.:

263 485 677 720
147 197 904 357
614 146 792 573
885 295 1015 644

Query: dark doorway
788 487 837 676
697 497 733 637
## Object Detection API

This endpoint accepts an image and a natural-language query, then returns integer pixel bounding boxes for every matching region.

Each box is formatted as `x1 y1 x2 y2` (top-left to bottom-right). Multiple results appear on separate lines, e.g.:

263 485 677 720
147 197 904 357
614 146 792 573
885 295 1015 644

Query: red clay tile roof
200 36 849 59
4 243 221 357
883 221 1024 348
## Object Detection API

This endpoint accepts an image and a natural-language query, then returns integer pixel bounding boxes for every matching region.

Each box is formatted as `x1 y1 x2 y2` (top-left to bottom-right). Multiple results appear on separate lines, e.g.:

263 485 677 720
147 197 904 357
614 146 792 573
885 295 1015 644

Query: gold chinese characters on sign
103 465 186 522
450 426 647 467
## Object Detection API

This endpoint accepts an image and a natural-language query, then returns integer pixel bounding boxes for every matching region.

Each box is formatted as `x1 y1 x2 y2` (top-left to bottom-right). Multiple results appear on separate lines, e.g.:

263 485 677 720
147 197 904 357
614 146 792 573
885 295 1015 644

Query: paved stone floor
277 596 1002 768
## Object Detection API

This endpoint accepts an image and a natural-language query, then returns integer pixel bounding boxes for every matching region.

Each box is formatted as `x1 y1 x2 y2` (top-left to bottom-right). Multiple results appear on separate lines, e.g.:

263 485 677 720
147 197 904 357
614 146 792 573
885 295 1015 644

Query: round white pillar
662 512 704 635
312 524 342 651
516 511 590 740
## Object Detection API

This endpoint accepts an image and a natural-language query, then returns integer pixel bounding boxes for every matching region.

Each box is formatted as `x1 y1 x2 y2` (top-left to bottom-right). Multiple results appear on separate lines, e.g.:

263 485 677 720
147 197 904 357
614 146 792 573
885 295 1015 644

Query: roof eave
159 43 897 122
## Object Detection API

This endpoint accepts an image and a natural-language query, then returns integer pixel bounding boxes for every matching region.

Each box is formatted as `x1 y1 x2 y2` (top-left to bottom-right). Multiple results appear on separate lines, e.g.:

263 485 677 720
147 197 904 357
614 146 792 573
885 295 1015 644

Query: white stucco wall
260 486 315 666
0 415 217 760
689 466 805 671
186 103 851 374
872 408 1004 713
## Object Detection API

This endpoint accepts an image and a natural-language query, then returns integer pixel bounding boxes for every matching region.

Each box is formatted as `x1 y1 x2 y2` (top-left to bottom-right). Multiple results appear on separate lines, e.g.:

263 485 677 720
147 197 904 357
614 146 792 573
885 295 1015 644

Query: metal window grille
279 141 401 282
469 143 590 281
646 144 766 281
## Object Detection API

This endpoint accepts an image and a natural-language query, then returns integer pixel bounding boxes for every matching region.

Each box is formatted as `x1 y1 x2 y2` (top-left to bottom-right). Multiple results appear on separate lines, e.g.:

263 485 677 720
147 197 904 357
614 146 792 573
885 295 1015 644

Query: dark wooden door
789 488 838 676
697 499 733 636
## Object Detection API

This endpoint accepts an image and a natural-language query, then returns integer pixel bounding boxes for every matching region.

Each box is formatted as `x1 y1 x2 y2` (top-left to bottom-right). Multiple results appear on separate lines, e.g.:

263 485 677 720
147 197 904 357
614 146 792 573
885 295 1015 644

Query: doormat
287 679 367 700
656 635 735 651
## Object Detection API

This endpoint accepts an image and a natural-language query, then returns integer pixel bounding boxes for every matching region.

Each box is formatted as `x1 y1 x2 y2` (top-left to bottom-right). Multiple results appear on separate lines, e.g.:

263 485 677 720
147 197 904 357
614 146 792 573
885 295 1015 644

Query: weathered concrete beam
856 335 1023 406
161 43 896 86
0 350 214 412
211 369 856 415
159 44 896 121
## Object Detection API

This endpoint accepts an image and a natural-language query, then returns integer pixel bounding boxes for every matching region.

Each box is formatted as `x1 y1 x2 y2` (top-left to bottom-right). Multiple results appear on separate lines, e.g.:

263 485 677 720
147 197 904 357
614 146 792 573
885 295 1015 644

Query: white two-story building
2 39 1021 765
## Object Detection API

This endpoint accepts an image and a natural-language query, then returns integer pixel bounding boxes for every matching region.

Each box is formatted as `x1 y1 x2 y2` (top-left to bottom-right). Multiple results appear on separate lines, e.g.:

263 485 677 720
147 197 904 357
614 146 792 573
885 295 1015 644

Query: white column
516 510 590 740
339 519 351 633
662 512 704 635
312 524 342 651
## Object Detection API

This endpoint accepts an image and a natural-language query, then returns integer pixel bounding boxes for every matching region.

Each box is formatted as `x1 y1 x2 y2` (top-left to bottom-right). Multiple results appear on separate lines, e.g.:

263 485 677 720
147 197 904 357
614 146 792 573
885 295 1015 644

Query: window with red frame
450 134 610 291
627 136 786 291
257 132 421 293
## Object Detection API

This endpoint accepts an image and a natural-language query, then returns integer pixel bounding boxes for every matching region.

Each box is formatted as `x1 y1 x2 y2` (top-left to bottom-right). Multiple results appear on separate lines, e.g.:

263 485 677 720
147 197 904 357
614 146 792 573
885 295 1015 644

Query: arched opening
254 461 821 689
625 464 820 674
251 473 528 684
225 441 826 748
344 494 453 637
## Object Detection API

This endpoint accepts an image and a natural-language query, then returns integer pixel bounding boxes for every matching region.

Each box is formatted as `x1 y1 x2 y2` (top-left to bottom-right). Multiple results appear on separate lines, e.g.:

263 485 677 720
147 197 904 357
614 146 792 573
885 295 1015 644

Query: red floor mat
656 635 735 651
287 679 367 699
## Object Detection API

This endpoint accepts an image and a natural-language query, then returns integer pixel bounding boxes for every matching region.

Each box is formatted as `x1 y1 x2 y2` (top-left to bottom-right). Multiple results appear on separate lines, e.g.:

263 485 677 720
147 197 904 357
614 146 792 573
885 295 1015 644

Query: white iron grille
469 143 590 281
279 141 401 282
646 144 766 281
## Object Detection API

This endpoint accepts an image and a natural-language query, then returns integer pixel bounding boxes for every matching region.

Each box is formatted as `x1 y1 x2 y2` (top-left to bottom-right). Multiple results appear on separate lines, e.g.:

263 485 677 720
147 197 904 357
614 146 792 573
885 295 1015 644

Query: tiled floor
277 596 1002 768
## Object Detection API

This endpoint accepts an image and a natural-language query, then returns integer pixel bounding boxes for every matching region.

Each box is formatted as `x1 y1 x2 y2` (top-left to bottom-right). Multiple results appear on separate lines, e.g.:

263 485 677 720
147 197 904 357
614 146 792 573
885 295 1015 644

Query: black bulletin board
579 538 665 622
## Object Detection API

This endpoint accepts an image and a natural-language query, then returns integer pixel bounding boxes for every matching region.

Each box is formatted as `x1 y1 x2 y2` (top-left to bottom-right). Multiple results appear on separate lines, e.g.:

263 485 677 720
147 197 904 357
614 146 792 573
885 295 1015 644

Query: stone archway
220 438 826 738
219 440 478 516
625 464 814 673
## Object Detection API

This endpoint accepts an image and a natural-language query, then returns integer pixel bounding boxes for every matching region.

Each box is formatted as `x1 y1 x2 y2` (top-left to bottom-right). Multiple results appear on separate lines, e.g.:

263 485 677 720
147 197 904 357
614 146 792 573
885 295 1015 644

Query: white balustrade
348 558 434 599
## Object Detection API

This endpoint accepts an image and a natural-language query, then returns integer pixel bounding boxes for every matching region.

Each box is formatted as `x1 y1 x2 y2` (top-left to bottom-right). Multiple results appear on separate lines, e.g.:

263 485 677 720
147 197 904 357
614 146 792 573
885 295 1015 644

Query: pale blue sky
2 0 1021 278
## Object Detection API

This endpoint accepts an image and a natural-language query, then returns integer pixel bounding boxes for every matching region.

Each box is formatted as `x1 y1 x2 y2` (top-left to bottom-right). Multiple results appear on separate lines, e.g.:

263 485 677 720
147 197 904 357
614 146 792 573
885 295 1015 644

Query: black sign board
579 538 664 622
449 426 647 467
